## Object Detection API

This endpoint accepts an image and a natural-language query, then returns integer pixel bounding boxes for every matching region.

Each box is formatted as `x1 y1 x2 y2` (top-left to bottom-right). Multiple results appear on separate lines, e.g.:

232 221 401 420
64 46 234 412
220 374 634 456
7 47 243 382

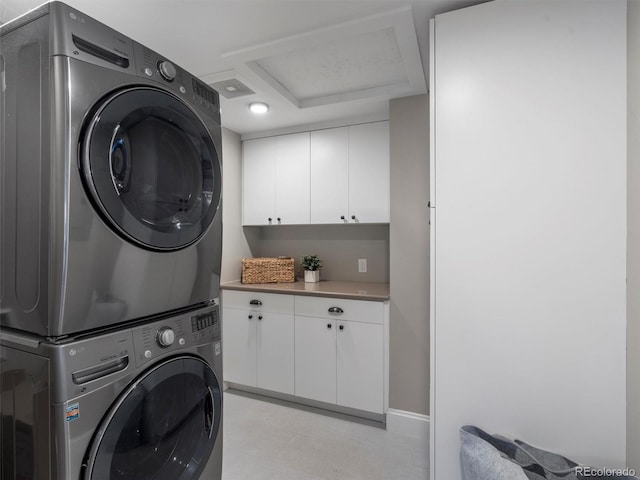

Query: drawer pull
327 323 332 329
258 315 263 320
339 325 344 331
249 300 263 306
248 314 253 320
328 307 344 314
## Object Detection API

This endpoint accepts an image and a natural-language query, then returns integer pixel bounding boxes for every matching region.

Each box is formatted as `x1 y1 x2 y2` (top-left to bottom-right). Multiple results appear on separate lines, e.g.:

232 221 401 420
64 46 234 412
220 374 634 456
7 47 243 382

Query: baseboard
225 383 385 425
386 408 430 443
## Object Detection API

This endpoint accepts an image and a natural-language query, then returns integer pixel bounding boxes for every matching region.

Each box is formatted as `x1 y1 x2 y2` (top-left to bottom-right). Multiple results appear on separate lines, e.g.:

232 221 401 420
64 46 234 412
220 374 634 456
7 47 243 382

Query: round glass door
81 87 221 250
84 356 222 480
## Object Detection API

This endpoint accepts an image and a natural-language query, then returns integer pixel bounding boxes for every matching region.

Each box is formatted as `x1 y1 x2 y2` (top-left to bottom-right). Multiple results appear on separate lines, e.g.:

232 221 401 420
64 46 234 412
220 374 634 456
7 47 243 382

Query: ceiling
1 0 480 136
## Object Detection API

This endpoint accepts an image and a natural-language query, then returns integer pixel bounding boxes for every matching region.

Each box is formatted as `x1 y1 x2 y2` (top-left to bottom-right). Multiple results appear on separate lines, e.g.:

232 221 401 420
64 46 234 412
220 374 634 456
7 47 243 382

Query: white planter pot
304 270 320 283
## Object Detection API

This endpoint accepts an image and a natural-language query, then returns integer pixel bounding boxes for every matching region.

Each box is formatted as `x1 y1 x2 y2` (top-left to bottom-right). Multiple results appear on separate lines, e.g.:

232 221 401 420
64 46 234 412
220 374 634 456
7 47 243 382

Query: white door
431 2 626 478
256 312 295 394
310 128 349 223
348 122 389 223
294 316 337 404
243 137 276 225
222 308 257 386
275 132 310 225
336 320 383 414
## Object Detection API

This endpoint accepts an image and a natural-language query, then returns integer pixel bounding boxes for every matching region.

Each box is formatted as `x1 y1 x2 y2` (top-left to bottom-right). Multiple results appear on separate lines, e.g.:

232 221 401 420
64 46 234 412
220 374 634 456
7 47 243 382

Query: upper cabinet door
310 127 349 223
242 122 389 226
243 137 276 225
348 122 390 223
275 132 310 225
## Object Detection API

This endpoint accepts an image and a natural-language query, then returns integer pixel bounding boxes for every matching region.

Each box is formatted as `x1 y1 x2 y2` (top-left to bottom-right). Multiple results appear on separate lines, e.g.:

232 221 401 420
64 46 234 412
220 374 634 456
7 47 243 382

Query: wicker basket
241 257 295 284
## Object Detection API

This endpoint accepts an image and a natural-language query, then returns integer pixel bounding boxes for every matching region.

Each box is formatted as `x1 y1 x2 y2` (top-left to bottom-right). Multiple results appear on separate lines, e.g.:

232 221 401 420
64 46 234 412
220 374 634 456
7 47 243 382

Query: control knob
158 60 176 82
156 327 175 348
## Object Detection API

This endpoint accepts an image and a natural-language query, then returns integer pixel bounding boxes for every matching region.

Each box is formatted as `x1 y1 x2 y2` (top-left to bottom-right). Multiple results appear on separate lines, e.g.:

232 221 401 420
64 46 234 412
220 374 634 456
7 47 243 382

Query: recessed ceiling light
249 102 269 114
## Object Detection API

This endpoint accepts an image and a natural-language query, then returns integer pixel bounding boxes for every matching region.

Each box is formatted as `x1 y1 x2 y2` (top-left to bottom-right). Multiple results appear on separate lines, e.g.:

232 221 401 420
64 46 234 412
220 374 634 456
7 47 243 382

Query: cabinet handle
258 315 263 320
339 325 344 331
351 215 356 220
277 217 281 223
328 307 344 314
268 217 272 222
327 323 332 329
249 300 262 305
248 314 253 320
340 215 345 220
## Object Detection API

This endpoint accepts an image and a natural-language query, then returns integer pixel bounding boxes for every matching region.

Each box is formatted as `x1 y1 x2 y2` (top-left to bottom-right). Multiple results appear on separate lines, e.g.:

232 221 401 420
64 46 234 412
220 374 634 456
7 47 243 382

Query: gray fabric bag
460 425 529 480
460 425 638 480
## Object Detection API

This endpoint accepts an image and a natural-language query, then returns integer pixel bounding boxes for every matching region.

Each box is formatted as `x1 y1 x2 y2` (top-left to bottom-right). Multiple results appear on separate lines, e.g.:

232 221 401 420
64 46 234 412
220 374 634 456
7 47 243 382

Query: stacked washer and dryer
0 2 224 479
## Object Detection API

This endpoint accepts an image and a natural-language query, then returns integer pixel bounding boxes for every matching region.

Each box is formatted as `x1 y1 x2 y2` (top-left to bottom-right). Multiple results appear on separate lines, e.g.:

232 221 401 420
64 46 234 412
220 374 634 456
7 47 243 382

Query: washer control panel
132 304 220 367
156 326 176 348
191 309 220 341
157 60 177 82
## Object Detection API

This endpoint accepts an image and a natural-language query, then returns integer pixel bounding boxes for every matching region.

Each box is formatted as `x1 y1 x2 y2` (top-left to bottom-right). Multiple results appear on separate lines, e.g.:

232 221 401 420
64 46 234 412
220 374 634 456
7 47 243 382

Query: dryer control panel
132 304 220 368
49 1 221 123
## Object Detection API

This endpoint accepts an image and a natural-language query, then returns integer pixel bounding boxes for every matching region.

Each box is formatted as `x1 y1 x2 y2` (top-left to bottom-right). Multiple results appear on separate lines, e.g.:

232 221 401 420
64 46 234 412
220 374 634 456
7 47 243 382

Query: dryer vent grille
209 79 255 99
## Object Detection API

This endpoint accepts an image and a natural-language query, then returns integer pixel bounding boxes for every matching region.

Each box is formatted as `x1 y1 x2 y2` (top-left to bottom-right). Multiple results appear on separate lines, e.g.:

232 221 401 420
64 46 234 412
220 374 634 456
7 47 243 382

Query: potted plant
300 255 322 283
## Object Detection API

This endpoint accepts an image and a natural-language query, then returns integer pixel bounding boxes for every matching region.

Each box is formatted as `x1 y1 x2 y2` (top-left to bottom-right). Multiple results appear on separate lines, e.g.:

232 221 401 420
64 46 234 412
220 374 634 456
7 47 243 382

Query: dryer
0 302 223 480
0 2 223 337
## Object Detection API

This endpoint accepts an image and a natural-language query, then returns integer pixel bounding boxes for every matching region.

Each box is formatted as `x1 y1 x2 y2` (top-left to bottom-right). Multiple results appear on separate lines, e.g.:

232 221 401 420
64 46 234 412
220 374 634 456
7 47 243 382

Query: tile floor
222 390 429 480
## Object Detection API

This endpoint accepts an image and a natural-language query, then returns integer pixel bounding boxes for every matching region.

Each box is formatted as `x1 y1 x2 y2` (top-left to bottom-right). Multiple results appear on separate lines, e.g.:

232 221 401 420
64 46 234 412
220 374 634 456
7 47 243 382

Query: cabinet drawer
294 296 383 324
222 290 294 314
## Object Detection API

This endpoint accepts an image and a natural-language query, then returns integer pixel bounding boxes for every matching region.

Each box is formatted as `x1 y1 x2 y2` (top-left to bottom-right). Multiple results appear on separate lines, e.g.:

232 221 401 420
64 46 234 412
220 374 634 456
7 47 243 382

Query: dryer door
81 87 221 251
83 356 222 480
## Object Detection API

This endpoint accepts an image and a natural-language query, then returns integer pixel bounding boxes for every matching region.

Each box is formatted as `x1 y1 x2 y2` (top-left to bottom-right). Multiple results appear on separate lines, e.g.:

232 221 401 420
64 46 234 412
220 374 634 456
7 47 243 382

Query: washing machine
0 1 223 337
0 302 223 480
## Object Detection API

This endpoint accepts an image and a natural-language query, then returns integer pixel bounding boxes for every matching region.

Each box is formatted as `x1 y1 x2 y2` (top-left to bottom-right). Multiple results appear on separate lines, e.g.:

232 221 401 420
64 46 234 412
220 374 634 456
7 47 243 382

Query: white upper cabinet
242 137 276 225
310 127 349 223
275 133 310 225
348 122 390 223
243 122 389 226
242 133 310 225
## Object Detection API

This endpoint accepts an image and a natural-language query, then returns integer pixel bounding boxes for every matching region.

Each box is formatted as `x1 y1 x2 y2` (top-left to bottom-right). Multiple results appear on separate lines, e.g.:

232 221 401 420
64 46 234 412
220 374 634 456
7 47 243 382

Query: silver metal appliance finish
0 303 223 480
0 2 223 337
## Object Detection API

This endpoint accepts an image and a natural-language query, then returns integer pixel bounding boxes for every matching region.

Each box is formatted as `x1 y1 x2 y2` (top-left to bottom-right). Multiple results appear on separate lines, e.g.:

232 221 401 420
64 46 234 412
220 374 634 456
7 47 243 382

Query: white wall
431 1 627 478
221 127 251 283
628 0 640 470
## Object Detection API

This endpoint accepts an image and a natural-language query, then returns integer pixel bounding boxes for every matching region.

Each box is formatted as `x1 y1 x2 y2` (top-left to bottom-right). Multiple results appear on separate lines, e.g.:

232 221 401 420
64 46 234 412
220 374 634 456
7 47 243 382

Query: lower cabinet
222 307 257 387
295 316 384 414
222 290 387 416
256 312 294 394
294 316 337 404
223 293 294 395
336 319 384 414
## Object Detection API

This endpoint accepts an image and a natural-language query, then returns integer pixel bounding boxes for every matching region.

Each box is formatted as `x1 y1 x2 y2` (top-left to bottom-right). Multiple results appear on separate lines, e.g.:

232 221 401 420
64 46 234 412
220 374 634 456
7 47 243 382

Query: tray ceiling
209 7 426 111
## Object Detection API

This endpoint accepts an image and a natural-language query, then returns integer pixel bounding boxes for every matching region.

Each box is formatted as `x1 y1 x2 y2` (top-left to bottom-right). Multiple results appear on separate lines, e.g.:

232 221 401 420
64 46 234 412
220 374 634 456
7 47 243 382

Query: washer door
84 356 222 480
82 87 221 251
